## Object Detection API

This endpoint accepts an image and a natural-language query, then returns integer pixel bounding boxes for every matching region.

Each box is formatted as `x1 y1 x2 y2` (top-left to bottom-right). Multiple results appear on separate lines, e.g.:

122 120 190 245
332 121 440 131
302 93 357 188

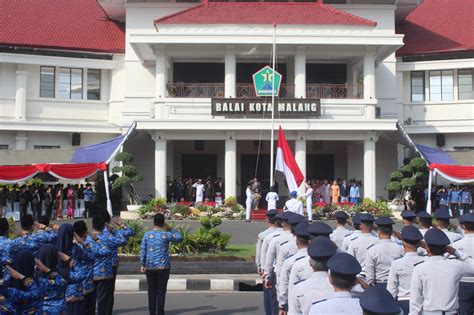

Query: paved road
114 291 263 315
15 218 406 245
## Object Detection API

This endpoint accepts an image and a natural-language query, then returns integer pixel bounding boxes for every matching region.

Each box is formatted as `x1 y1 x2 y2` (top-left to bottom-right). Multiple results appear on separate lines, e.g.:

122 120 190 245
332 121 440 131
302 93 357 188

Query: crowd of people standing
0 205 134 315
0 183 95 221
166 177 225 205
256 206 474 315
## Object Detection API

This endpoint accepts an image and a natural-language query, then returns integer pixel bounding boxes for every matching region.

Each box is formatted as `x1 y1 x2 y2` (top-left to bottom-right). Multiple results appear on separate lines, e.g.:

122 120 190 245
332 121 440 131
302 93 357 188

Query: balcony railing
166 83 363 99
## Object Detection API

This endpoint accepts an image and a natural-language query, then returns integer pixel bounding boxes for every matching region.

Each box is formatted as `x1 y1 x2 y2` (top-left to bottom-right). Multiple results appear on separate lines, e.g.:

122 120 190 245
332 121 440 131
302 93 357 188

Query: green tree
111 151 144 205
386 157 428 199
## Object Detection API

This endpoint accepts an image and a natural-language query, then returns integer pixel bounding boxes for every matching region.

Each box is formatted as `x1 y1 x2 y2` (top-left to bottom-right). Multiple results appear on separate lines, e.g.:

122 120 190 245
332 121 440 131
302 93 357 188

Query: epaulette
367 244 376 250
280 241 289 247
293 279 305 286
453 238 462 243
393 256 402 261
414 261 425 267
312 299 327 305
273 234 281 238
284 254 295 260
344 233 352 237
295 256 305 262
350 237 358 241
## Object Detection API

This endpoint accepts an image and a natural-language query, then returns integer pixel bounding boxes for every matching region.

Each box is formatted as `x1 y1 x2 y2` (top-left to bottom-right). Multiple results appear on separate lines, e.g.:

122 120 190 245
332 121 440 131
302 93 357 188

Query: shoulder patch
312 299 327 305
367 244 376 250
280 241 289 246
414 261 425 267
295 256 305 262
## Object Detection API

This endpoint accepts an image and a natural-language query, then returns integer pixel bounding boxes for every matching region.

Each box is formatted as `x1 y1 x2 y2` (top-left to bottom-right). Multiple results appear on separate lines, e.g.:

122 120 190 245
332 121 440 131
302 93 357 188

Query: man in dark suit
340 180 350 203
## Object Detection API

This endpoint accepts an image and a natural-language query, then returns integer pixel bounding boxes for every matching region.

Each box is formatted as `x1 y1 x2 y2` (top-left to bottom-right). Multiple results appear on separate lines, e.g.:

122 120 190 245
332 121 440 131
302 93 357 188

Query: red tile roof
1 0 125 53
154 2 377 26
396 0 474 57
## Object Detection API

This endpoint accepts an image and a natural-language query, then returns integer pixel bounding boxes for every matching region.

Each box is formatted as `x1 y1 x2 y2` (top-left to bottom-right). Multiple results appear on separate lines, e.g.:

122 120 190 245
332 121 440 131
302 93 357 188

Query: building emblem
252 66 282 97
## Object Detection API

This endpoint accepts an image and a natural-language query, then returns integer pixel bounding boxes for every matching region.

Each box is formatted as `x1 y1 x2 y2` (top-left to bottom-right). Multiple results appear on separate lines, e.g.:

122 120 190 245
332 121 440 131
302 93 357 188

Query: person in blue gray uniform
140 213 183 315
449 184 461 218
0 218 13 283
309 252 362 314
400 210 416 227
460 186 472 216
359 286 401 315
387 226 426 315
34 215 58 248
36 244 68 315
453 213 474 315
10 215 41 257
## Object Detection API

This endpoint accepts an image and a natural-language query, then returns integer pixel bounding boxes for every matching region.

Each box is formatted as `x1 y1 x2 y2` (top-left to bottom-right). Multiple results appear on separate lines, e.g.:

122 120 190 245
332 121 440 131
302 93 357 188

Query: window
87 69 101 100
59 68 83 99
458 69 473 100
0 145 8 150
40 66 55 98
410 71 425 102
429 70 453 101
34 145 60 149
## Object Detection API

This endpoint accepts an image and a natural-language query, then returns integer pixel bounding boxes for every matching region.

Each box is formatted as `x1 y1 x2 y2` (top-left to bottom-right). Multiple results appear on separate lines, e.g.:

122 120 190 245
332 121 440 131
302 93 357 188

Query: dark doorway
181 154 217 180
307 154 335 181
240 154 271 206
306 63 347 84
173 63 224 83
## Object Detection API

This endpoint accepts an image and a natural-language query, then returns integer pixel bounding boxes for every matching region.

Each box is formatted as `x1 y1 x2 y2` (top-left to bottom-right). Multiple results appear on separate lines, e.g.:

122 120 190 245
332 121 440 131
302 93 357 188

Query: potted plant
111 151 144 211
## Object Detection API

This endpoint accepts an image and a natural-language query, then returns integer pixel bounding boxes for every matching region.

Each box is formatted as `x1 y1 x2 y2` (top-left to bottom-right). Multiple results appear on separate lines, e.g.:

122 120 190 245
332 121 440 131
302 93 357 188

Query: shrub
353 198 392 217
390 171 403 181
223 196 238 208
386 181 402 192
169 203 189 216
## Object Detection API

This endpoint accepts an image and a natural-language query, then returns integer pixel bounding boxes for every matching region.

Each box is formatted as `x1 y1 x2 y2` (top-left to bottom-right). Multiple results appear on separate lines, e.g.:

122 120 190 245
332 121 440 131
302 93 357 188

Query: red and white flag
275 126 304 192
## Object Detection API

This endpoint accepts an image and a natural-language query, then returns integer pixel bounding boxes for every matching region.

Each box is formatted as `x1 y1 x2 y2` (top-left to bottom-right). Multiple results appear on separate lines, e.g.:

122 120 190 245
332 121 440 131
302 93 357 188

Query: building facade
0 0 472 202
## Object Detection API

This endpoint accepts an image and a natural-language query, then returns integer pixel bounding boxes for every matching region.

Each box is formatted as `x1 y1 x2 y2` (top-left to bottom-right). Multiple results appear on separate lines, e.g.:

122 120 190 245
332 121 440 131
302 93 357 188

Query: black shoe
245 219 251 223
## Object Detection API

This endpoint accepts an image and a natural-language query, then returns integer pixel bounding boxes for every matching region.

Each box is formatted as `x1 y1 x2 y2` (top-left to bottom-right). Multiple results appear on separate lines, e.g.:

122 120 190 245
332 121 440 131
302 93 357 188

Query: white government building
0 0 472 202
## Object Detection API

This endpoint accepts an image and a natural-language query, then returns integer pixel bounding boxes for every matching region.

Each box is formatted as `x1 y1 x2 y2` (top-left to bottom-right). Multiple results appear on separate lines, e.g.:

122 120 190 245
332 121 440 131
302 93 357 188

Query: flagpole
270 23 276 187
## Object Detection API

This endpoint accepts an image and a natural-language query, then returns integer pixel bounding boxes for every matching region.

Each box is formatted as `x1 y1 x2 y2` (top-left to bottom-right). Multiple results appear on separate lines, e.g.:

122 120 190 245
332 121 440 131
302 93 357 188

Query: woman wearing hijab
37 244 68 314
11 250 43 314
56 224 88 315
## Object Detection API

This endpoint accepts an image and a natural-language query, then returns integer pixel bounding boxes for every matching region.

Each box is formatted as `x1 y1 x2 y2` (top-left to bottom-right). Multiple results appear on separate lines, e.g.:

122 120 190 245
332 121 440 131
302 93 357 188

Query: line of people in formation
256 206 474 315
0 206 134 315
0 183 96 221
166 176 225 205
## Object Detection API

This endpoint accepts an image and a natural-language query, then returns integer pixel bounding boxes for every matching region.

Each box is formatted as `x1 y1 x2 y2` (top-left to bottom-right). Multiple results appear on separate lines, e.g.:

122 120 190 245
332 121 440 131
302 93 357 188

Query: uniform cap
459 212 474 224
400 225 423 242
360 213 375 222
401 210 417 219
288 214 306 226
417 211 432 219
375 216 394 226
294 222 310 238
327 252 361 275
307 221 332 236
335 211 349 220
290 191 298 197
267 209 278 217
352 213 362 225
433 209 450 220
276 211 292 221
307 236 338 258
359 286 401 314
424 228 450 246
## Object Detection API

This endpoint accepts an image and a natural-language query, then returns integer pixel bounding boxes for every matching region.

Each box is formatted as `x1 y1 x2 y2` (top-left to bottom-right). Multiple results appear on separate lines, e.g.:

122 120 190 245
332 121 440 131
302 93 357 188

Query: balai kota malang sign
211 99 321 118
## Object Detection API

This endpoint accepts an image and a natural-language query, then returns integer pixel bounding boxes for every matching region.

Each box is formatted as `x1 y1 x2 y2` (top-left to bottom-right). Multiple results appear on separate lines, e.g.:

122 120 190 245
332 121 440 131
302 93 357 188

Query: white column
295 131 306 192
155 45 167 100
225 132 237 198
15 132 27 150
294 46 306 98
15 66 28 121
225 45 236 98
363 48 376 118
153 132 167 199
363 132 377 200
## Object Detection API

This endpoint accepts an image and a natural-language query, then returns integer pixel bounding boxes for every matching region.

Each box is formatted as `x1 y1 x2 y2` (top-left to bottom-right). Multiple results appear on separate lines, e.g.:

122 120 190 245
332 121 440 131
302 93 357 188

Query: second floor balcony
166 83 363 99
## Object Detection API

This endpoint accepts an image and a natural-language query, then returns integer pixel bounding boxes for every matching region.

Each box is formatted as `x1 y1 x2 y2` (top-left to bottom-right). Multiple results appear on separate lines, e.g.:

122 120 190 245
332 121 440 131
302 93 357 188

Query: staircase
250 209 282 221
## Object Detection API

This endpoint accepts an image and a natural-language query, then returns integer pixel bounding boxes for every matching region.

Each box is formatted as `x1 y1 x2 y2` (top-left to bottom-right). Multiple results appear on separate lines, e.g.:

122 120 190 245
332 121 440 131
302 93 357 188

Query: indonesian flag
275 126 304 191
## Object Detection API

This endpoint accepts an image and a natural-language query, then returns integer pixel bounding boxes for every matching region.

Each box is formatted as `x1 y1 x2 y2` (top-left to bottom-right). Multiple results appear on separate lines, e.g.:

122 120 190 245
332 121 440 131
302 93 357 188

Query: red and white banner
275 126 304 192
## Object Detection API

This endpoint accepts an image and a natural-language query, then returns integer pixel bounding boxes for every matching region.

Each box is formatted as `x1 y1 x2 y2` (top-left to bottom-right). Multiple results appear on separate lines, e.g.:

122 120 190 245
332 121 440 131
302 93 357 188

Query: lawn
224 244 256 258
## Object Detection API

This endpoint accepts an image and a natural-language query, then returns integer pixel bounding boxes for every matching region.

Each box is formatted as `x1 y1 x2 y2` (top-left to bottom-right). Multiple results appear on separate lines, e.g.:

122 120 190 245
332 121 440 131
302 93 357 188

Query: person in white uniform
347 213 379 272
417 211 433 236
245 184 253 222
256 210 278 274
284 191 303 215
387 226 426 315
365 216 404 287
299 181 313 221
291 236 337 315
410 228 474 315
453 213 474 315
433 209 463 243
266 186 279 211
277 221 309 313
192 179 205 203
330 211 352 247
309 252 363 315
341 213 363 252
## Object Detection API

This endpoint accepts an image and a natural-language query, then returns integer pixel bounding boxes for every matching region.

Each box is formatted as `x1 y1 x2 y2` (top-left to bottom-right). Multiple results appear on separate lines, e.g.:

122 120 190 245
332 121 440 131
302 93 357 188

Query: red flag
275 126 304 191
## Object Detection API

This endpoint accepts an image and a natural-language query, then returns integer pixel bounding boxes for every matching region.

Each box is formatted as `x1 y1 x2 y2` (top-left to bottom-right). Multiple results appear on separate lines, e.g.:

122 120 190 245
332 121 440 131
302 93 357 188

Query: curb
115 277 262 292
